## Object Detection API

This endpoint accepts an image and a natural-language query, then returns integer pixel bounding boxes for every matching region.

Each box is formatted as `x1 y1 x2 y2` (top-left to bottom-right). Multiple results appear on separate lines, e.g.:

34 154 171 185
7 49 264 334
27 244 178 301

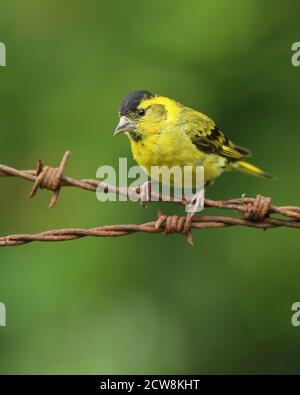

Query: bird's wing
182 109 251 160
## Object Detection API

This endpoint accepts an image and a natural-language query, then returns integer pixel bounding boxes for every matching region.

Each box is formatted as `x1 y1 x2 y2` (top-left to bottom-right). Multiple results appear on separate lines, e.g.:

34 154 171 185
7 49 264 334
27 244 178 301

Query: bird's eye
138 109 145 116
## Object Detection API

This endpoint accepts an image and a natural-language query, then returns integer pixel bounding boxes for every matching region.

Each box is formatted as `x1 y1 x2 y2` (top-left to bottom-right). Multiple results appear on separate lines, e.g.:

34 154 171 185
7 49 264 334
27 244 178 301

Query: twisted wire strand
1 215 299 247
0 151 299 247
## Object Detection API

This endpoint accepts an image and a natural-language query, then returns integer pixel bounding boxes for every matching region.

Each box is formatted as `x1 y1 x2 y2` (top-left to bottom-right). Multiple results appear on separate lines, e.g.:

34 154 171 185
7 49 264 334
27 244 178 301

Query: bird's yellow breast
129 128 227 184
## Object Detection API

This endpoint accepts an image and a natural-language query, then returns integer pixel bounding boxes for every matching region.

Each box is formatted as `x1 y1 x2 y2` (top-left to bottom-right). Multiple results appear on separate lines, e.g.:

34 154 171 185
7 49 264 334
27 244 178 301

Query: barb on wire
0 150 299 247
29 150 71 208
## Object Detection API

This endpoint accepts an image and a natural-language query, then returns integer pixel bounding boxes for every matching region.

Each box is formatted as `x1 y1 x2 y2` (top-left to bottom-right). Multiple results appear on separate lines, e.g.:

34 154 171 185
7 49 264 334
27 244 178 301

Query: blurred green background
0 0 299 374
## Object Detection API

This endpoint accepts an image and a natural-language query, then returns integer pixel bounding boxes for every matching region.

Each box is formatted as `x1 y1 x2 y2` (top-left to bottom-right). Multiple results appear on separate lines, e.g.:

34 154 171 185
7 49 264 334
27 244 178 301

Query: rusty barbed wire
1 213 300 247
0 150 300 247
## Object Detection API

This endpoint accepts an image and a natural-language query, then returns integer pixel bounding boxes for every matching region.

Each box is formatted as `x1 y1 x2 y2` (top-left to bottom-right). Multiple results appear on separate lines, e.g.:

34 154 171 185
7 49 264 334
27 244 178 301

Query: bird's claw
186 188 204 216
138 181 151 208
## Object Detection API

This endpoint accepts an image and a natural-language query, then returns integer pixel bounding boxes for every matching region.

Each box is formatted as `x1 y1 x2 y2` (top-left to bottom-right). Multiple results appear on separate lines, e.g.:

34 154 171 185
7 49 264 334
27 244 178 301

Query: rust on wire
0 150 300 247
0 215 300 247
243 194 272 221
155 211 193 246
29 151 70 208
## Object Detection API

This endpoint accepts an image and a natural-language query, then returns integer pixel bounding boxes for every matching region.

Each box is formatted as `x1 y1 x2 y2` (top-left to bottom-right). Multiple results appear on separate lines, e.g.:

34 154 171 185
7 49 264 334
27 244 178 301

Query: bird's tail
233 160 275 180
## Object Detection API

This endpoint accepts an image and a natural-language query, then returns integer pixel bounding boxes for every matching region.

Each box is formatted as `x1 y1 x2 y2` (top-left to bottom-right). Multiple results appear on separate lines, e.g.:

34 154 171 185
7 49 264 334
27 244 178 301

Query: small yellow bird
114 90 274 187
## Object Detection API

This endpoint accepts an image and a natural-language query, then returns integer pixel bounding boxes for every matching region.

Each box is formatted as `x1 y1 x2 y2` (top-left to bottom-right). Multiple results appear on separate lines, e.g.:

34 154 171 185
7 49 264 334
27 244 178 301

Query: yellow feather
117 92 274 185
233 160 275 180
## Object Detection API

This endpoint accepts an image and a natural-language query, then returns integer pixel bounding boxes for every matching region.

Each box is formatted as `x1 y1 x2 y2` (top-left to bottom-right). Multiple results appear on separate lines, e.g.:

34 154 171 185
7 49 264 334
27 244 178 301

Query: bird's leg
185 190 203 223
137 180 151 207
185 180 212 222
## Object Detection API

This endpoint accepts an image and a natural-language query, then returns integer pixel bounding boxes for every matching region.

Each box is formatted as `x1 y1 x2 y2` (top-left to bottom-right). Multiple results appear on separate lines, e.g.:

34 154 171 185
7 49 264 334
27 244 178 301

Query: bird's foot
137 181 151 208
185 188 205 217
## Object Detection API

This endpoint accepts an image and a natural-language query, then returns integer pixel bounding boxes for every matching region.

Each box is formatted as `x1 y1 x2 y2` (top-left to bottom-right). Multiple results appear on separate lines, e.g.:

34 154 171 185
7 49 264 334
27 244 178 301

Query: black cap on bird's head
120 90 154 116
114 90 154 135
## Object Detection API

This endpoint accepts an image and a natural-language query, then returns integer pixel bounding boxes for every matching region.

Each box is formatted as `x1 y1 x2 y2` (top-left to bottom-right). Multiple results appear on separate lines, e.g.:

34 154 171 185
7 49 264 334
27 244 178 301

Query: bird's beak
114 116 133 136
